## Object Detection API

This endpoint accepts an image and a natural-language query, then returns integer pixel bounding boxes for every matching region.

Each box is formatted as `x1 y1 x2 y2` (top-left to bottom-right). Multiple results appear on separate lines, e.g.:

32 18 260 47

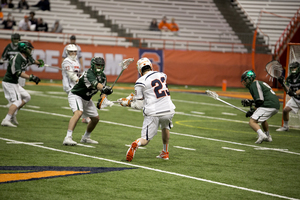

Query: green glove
38 59 44 68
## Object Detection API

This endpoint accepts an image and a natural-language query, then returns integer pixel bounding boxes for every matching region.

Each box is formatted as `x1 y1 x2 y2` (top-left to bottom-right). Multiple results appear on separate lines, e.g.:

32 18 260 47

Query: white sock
83 131 91 138
135 139 141 146
283 121 289 127
163 144 169 152
4 114 12 121
66 130 73 137
256 129 265 137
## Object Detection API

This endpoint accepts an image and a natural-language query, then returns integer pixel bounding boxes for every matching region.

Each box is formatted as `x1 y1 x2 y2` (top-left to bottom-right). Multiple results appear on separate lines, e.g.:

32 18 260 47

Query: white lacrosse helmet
137 57 153 76
66 44 77 61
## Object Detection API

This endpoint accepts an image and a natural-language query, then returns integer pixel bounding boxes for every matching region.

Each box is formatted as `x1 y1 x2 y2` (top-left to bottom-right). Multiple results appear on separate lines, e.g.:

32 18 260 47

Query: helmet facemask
66 44 77 61
11 33 21 46
241 70 256 88
18 41 34 57
91 57 105 76
289 62 300 77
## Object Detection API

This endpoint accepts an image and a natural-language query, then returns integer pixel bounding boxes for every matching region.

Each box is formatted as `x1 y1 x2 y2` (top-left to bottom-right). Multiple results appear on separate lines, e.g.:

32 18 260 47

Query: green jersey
2 43 20 61
71 68 107 101
248 80 280 109
285 74 300 100
2 53 35 84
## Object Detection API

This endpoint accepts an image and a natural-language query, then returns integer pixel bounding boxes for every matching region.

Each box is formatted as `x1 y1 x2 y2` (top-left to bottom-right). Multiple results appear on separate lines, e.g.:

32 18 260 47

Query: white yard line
222 112 237 116
222 147 245 152
173 146 196 151
0 105 299 156
0 137 298 200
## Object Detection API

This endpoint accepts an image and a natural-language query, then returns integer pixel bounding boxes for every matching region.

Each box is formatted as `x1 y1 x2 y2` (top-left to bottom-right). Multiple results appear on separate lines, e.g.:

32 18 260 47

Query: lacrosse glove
119 98 131 107
29 74 41 85
37 59 44 68
277 76 284 85
246 109 254 118
241 99 254 107
287 89 296 97
102 85 113 95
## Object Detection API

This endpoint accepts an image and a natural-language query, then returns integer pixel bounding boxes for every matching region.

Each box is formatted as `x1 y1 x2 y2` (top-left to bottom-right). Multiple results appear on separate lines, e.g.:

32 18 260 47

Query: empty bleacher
235 0 300 52
0 0 133 47
80 0 248 53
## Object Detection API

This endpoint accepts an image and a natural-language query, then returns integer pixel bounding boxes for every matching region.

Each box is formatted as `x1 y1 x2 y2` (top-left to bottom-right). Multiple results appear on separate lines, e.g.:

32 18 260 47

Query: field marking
222 147 245 152
173 146 196 151
25 105 40 109
222 112 237 116
76 144 96 148
0 105 299 156
0 137 298 200
191 111 205 115
6 141 44 145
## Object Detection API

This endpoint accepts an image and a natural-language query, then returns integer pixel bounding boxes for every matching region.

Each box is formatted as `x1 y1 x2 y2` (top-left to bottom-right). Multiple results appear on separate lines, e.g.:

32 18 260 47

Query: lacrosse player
276 62 300 131
62 35 83 71
0 33 26 87
1 41 44 127
241 70 280 144
63 57 113 146
119 57 176 161
61 44 91 124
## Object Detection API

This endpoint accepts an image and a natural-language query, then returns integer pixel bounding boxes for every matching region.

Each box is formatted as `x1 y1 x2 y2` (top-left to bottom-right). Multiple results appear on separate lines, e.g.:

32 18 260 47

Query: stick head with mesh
206 90 218 99
265 60 283 79
120 58 134 70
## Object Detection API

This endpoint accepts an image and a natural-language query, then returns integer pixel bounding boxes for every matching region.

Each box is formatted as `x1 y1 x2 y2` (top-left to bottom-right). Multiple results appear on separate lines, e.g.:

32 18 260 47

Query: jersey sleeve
62 46 67 58
2 45 9 60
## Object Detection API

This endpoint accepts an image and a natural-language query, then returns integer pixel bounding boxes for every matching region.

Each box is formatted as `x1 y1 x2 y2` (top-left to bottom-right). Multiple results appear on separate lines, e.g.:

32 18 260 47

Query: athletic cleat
156 150 169 160
255 134 268 144
1 119 17 127
11 116 19 125
276 126 289 132
126 141 138 162
99 97 114 109
264 135 272 142
81 117 91 124
63 136 77 146
80 136 98 144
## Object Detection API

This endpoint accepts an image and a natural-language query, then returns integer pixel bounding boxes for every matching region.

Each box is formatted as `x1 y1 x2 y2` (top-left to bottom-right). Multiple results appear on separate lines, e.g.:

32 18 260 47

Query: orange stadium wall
0 39 272 87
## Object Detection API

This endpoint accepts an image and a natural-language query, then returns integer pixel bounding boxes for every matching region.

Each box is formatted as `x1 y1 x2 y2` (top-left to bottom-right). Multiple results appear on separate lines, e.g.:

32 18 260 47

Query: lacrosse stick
44 64 63 71
206 90 247 113
110 58 134 89
265 60 289 91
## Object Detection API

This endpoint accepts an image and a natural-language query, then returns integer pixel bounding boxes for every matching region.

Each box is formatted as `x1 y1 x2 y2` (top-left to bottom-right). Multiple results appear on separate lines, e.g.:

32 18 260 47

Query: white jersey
62 57 80 93
134 71 175 116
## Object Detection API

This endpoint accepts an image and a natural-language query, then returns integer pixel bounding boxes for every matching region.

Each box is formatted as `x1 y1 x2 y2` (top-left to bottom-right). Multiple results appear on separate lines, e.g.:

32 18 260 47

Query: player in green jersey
63 56 113 146
1 41 44 127
0 33 27 87
241 70 280 144
276 62 300 131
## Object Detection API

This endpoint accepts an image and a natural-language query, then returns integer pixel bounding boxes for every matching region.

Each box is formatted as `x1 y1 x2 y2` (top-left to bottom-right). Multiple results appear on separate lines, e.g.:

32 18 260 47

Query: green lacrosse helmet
91 57 105 76
241 70 256 87
18 41 34 56
11 33 21 46
289 62 300 77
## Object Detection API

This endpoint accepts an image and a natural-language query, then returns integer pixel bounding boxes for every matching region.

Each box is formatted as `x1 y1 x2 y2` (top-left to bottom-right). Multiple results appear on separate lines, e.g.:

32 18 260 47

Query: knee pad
12 99 23 108
23 94 31 103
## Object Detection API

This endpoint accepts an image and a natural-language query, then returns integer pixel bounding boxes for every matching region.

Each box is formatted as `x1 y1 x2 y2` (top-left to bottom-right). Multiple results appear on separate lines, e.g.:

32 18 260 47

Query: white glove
119 98 131 107
98 97 114 109
125 93 135 100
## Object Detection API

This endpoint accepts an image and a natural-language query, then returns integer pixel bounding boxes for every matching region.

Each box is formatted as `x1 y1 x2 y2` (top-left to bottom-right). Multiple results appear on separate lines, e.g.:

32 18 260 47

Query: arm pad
131 100 144 110
67 71 79 82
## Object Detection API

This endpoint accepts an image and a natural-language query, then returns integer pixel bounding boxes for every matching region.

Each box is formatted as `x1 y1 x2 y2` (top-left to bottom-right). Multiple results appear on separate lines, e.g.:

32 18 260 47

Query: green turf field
0 81 299 200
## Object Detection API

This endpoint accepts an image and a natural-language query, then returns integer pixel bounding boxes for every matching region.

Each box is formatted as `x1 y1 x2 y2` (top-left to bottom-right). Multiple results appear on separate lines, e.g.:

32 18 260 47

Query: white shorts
251 107 278 123
286 98 300 114
2 81 31 105
141 114 174 141
68 92 98 118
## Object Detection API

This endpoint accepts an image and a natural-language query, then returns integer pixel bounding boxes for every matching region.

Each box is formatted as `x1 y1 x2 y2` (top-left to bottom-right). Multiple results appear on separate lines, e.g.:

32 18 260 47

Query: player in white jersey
119 57 176 161
61 44 90 123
